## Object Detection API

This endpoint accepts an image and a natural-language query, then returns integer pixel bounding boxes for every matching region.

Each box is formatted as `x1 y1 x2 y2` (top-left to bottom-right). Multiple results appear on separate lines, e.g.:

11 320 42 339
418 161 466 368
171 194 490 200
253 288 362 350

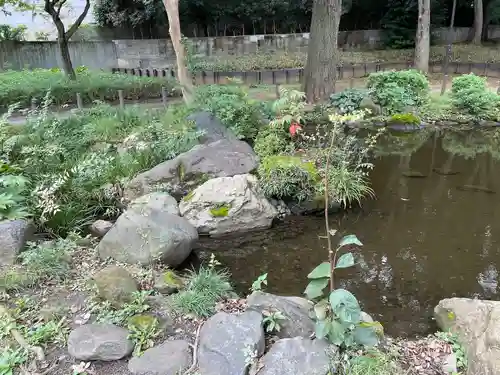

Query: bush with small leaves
451 74 500 116
253 126 293 159
367 70 429 114
257 155 318 203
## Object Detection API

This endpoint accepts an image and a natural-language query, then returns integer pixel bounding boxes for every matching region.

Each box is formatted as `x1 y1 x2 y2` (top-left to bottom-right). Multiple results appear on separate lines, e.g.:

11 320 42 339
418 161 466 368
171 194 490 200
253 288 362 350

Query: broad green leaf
307 262 331 279
305 278 329 300
329 289 361 324
327 320 346 346
315 320 331 339
353 325 379 347
335 252 355 269
338 234 363 247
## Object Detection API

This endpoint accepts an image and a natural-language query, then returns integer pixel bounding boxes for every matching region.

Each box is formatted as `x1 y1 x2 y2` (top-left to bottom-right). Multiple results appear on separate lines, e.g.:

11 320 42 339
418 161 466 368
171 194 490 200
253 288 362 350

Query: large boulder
434 298 500 375
124 139 258 201
128 340 192 375
198 311 265 375
188 111 238 144
93 266 138 307
0 219 34 266
246 291 314 339
89 220 113 237
96 199 198 266
255 337 332 375
67 324 134 361
179 174 278 236
127 192 179 216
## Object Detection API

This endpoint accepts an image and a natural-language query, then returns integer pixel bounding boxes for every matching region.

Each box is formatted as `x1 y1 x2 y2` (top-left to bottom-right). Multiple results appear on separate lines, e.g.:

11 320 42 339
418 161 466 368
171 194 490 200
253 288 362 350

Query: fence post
275 84 280 99
31 98 37 111
441 74 448 96
161 87 168 107
76 93 83 109
118 90 125 109
497 80 500 95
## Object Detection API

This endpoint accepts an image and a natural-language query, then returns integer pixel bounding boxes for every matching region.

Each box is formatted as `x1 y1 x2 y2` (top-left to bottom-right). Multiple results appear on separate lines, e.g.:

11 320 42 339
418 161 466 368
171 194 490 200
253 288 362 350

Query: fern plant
269 87 306 130
0 173 30 221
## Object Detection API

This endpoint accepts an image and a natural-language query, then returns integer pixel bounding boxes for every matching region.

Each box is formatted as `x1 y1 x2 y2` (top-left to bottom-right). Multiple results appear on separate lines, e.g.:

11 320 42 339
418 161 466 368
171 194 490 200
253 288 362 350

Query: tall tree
303 0 342 103
163 0 194 104
473 0 484 43
44 0 90 80
441 0 457 95
414 0 431 72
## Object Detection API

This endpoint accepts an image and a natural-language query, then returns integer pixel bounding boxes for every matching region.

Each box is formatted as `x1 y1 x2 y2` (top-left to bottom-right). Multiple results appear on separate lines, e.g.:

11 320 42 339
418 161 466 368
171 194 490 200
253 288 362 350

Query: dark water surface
199 128 500 337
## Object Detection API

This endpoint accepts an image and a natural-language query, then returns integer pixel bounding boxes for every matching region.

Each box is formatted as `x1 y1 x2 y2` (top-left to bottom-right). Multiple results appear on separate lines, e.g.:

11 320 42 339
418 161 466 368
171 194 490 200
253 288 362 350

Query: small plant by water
262 310 287 333
250 273 268 292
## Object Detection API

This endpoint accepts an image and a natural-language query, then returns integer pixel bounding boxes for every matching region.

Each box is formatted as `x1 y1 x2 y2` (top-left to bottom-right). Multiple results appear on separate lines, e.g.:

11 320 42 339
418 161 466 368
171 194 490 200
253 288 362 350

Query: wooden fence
111 61 500 86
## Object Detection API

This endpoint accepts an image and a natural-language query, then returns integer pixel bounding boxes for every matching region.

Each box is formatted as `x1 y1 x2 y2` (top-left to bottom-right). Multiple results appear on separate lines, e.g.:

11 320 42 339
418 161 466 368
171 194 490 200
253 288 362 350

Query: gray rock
0 219 34 266
198 311 264 375
89 220 113 237
67 324 134 361
256 337 332 375
124 139 258 201
442 353 458 374
187 111 238 144
434 298 500 375
128 340 192 375
97 204 198 266
93 266 138 307
153 270 184 295
246 291 314 338
179 174 278 236
359 96 381 116
128 192 179 216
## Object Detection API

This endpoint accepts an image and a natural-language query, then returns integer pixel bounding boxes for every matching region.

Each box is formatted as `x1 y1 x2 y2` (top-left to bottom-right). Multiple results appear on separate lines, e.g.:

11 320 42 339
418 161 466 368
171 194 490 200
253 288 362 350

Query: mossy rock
93 266 138 307
359 96 381 116
154 270 184 295
209 203 231 217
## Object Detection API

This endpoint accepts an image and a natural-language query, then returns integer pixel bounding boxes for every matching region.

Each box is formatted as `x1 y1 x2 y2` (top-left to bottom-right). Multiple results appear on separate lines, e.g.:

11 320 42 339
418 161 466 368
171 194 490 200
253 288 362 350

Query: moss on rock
209 203 231 217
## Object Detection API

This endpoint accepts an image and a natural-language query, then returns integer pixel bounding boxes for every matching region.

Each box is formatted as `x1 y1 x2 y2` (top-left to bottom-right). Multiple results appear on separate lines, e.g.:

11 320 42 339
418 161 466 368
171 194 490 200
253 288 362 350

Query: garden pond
199 127 500 337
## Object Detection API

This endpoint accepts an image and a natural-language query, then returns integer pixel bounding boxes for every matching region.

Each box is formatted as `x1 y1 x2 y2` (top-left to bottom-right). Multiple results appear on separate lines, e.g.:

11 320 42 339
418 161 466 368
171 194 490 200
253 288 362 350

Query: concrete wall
2 27 500 71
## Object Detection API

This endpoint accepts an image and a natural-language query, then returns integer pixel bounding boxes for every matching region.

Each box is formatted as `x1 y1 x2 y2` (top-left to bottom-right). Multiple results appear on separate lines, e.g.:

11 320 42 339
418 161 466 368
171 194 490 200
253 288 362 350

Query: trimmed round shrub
451 74 499 116
451 73 486 95
257 155 318 202
367 69 429 114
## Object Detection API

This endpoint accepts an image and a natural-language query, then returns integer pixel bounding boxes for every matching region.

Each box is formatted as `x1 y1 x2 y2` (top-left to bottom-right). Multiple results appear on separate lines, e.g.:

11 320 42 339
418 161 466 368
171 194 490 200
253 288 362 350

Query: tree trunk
441 0 456 95
303 0 342 103
58 36 75 80
163 0 194 104
473 0 483 44
414 0 431 73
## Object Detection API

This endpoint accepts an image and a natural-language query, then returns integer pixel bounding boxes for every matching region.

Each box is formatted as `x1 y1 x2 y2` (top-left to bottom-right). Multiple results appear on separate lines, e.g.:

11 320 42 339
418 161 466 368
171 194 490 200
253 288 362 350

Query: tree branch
65 0 90 40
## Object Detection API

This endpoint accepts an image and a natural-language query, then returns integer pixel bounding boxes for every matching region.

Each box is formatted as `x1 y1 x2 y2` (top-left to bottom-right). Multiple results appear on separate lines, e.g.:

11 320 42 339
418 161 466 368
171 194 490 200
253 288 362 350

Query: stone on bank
435 297 500 375
0 219 34 266
179 174 278 236
96 193 198 266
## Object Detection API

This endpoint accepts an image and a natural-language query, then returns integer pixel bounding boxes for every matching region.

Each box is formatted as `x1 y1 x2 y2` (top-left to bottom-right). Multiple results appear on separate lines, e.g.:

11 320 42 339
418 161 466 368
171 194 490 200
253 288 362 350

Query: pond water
199 127 500 337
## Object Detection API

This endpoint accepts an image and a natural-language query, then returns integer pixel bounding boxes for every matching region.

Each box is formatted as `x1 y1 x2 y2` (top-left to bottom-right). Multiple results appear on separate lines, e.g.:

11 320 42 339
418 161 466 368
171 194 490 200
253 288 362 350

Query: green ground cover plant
0 95 201 235
0 69 178 109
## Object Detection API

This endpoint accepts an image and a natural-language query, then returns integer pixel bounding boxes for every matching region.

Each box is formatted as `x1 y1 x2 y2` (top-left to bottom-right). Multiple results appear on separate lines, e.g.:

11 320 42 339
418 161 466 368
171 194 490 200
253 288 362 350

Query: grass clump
0 69 178 109
91 291 152 326
171 266 234 318
258 155 318 203
337 348 405 375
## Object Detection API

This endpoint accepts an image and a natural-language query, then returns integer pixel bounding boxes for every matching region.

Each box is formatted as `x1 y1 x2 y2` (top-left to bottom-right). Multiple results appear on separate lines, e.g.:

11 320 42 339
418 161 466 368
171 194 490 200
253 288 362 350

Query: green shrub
258 155 318 202
451 73 486 95
19 237 78 283
367 70 429 114
330 88 370 114
0 97 201 235
171 266 234 317
451 74 499 116
0 69 178 109
193 84 264 140
253 126 292 158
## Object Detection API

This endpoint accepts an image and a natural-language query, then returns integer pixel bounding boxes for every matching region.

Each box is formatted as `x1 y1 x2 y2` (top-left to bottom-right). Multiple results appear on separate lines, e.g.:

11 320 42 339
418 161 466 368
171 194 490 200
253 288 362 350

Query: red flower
289 122 302 137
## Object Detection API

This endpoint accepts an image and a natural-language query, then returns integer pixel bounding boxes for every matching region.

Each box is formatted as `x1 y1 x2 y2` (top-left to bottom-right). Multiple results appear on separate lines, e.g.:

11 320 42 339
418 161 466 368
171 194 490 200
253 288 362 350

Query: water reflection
198 128 500 337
